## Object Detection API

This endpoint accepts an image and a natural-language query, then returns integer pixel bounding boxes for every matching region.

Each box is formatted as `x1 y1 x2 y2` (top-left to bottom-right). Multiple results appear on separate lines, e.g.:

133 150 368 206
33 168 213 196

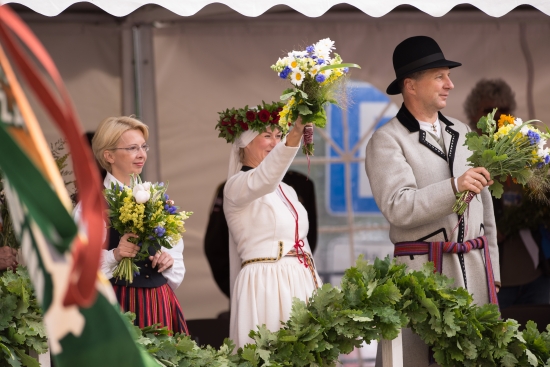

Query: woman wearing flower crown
74 116 188 334
218 103 321 347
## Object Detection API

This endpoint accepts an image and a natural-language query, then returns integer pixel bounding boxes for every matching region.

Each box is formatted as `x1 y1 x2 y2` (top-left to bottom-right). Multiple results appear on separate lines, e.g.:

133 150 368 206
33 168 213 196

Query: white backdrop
16 8 550 319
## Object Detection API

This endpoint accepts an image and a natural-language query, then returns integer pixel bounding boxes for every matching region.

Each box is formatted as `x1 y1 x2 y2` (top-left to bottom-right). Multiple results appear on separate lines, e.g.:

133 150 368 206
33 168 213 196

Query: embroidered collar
418 119 441 138
396 103 454 133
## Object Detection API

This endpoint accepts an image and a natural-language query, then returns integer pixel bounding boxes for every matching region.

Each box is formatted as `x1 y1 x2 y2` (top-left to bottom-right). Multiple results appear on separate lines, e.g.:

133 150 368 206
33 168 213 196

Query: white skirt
230 256 320 348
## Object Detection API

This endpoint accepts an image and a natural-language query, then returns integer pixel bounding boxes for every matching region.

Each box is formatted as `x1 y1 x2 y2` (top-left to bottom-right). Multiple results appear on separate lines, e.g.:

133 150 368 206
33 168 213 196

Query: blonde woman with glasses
74 116 188 334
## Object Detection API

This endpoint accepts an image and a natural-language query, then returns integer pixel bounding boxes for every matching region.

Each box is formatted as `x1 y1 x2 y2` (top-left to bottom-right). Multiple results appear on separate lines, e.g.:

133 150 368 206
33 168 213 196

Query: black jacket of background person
204 170 318 298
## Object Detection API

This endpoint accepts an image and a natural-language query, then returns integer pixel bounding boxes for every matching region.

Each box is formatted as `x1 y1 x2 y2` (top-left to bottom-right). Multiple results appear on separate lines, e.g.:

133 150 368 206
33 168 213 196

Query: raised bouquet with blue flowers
453 108 550 215
270 38 360 155
104 175 192 283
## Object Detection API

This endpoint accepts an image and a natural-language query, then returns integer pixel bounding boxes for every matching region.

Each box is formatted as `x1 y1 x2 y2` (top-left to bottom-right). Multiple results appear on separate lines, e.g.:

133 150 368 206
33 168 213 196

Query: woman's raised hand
113 233 140 262
285 116 313 147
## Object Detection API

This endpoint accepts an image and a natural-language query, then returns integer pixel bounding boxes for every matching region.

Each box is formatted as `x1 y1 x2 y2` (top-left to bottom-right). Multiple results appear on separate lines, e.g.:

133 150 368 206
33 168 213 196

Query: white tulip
134 190 151 204
133 184 144 197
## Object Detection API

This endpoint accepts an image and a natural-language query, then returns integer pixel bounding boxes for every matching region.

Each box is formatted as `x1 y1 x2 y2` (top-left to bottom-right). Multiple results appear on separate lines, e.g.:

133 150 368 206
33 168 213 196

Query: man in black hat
365 36 501 366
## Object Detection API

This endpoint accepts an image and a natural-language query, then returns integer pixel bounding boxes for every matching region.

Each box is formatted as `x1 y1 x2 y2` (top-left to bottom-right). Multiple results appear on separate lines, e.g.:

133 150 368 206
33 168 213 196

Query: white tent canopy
5 0 550 17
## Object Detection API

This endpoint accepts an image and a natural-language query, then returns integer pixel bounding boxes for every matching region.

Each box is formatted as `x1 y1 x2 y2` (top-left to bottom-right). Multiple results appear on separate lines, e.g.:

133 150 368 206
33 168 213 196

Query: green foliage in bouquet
131 256 550 367
104 174 192 283
271 38 360 155
454 108 550 215
0 267 48 367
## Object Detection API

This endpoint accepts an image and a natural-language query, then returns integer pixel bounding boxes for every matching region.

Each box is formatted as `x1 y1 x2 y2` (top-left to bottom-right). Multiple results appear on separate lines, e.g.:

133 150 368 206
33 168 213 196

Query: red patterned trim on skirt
113 284 189 335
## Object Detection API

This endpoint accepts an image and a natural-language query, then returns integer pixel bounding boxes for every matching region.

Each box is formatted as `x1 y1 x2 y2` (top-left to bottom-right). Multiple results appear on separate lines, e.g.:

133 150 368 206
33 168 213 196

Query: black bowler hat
386 36 461 95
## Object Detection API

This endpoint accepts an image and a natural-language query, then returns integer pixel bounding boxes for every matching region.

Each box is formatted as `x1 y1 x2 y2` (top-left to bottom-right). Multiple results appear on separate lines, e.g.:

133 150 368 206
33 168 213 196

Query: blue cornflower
168 207 177 214
279 66 291 79
316 58 325 65
164 204 170 210
154 226 166 237
306 45 314 54
133 271 140 277
527 130 540 145
138 242 143 247
315 74 326 83
158 182 164 187
164 193 169 200
545 155 550 164
343 67 349 73
537 163 544 169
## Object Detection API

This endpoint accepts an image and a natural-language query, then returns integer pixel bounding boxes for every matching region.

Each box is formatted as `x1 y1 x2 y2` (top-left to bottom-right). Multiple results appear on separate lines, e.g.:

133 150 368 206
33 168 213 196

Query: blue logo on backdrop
326 80 398 215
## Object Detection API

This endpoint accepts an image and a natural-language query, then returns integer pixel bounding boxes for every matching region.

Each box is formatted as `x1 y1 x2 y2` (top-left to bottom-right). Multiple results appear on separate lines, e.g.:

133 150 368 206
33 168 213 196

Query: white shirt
418 118 459 190
418 118 441 138
73 172 185 290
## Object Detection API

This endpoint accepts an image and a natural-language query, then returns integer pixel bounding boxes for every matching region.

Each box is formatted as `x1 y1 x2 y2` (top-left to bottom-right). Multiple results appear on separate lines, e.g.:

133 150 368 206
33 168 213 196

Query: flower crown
216 101 286 143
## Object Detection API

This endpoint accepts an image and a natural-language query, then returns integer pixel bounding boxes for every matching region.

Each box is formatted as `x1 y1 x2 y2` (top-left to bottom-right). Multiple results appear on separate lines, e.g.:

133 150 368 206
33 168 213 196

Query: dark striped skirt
113 284 189 335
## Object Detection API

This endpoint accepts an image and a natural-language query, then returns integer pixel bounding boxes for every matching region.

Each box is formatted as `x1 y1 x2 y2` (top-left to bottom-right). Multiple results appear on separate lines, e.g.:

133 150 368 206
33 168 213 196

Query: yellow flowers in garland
104 174 192 283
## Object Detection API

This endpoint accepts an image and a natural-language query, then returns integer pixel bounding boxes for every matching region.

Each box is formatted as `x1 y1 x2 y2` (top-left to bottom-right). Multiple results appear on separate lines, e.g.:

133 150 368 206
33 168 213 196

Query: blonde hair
92 116 149 172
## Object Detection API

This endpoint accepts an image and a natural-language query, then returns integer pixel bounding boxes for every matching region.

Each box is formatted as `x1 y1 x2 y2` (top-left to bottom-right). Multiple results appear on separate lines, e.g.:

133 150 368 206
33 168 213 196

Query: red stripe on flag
0 7 105 307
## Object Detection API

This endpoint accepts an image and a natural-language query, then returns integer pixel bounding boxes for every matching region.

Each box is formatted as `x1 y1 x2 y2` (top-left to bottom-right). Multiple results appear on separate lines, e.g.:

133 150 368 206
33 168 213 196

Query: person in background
74 116 188 334
365 36 500 367
464 78 550 309
204 170 318 299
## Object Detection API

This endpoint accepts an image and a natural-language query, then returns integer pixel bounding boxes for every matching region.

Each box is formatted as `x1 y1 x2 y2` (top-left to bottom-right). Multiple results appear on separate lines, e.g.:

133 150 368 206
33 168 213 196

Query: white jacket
224 142 312 296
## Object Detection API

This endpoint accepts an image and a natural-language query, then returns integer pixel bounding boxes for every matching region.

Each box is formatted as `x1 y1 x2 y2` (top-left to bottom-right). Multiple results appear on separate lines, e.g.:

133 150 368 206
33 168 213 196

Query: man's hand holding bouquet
104 174 192 283
453 108 550 215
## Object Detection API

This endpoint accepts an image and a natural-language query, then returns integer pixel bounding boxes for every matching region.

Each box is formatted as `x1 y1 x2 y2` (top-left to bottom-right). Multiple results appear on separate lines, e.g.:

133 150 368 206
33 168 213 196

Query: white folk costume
365 104 500 367
224 132 320 348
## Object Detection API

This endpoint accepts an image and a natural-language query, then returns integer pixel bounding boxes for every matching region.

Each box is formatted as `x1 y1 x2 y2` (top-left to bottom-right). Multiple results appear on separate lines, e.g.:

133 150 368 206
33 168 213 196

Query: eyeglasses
110 144 150 154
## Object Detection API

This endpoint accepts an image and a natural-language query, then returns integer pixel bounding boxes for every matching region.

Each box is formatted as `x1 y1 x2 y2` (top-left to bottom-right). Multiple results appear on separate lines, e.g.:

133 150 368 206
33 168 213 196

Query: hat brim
386 59 462 95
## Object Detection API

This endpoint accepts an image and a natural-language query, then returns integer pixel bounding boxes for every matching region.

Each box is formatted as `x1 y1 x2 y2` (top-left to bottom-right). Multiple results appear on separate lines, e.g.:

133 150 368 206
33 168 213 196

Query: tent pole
121 22 161 183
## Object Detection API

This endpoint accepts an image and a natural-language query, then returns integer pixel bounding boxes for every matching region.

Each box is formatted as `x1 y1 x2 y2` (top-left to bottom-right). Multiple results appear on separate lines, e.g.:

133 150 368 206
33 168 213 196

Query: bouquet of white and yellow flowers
104 175 192 283
453 108 550 215
270 38 360 155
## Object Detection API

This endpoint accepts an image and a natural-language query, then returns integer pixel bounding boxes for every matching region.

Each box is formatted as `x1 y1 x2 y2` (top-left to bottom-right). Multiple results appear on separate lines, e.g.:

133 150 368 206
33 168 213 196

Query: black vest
108 226 167 288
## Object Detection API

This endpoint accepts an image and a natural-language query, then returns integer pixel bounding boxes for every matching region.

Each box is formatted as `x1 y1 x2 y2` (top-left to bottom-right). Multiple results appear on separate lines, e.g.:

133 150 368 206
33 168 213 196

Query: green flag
0 7 159 367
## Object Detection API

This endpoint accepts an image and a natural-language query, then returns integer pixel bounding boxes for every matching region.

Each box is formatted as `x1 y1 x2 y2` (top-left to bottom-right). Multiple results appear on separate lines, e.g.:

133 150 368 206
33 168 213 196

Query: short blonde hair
92 116 149 172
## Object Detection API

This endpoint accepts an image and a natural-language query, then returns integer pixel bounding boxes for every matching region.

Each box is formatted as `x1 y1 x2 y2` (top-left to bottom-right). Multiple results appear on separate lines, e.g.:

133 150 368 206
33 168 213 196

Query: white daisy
514 117 523 126
288 58 301 72
314 38 335 58
309 65 320 77
288 50 308 58
291 70 305 86
318 68 332 79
